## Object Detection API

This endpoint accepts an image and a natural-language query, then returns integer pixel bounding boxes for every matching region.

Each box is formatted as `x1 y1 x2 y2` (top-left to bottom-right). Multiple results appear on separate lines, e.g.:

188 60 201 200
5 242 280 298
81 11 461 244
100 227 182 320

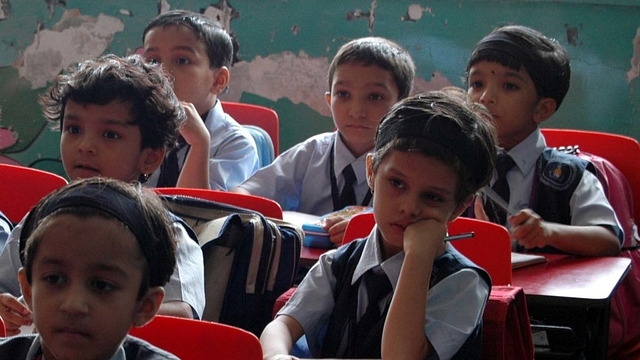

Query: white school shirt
0 217 206 319
235 131 371 215
278 227 489 359
146 100 260 191
501 128 622 235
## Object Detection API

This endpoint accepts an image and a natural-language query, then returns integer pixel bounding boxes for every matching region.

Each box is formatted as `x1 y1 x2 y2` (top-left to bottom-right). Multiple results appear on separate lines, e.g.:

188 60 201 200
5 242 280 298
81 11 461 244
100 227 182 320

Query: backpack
160 194 303 337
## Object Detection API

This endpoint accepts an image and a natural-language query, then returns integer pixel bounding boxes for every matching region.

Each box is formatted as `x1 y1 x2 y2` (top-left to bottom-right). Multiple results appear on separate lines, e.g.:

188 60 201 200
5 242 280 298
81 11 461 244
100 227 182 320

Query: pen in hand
444 232 474 242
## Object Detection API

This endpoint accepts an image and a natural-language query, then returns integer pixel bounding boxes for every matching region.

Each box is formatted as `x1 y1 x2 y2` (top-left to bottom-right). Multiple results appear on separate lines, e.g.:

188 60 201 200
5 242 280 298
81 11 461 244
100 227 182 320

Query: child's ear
210 67 230 95
366 155 375 190
17 268 33 310
132 287 165 328
139 147 166 176
449 194 474 222
325 92 332 109
533 97 557 124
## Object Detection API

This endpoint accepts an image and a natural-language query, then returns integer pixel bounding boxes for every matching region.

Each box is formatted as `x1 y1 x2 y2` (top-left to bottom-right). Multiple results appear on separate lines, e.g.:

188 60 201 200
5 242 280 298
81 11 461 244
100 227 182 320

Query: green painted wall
1 0 639 177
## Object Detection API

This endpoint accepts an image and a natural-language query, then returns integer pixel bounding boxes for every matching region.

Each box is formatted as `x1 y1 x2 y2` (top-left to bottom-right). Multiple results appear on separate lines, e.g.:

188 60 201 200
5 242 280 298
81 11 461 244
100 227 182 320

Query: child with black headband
0 177 179 359
466 25 621 256
260 91 497 360
0 54 205 336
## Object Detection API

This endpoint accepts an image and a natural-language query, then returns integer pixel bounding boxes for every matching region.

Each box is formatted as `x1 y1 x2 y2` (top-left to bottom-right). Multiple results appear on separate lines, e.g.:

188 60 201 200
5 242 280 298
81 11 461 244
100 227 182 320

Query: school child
0 177 179 359
142 9 260 191
233 36 416 244
0 54 205 336
466 24 622 256
260 91 497 360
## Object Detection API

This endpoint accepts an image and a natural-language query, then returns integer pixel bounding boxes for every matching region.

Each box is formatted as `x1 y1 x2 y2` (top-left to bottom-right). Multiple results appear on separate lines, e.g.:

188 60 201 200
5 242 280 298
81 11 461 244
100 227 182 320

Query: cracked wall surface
0 0 639 173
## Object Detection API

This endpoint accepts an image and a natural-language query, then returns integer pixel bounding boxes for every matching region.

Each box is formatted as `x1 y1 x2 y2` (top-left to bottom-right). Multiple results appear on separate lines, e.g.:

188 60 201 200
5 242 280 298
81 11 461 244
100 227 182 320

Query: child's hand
403 219 447 257
0 293 32 336
508 209 551 249
264 355 301 360
322 216 348 246
179 102 210 147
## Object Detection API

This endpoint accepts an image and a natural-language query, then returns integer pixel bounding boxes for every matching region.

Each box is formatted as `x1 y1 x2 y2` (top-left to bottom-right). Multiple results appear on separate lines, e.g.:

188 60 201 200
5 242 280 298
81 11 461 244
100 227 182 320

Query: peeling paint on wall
565 23 582 47
345 0 376 34
627 27 640 83
401 4 433 22
0 0 11 20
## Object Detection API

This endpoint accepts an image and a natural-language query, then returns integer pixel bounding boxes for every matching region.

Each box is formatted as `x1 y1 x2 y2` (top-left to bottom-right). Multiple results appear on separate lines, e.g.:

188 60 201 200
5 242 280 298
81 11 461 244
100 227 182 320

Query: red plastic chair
154 187 283 219
129 315 262 360
222 101 280 155
541 128 640 225
341 212 376 245
0 316 6 337
448 217 512 286
0 163 68 224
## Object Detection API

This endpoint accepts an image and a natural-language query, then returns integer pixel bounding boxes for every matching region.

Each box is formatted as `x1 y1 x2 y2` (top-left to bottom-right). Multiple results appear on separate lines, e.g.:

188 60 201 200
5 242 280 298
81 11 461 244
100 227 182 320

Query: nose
349 99 367 119
59 287 90 315
479 87 496 105
400 194 421 218
78 135 97 154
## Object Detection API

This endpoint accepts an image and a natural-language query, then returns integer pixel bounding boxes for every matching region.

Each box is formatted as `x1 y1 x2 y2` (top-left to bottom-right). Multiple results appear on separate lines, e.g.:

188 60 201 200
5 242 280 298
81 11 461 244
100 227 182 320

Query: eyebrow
63 114 135 127
387 167 454 195
469 67 526 82
37 257 131 278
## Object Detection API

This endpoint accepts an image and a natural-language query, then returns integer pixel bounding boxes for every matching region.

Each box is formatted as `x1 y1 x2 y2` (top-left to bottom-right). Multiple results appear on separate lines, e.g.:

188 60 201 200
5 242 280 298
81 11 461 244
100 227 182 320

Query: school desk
512 254 631 360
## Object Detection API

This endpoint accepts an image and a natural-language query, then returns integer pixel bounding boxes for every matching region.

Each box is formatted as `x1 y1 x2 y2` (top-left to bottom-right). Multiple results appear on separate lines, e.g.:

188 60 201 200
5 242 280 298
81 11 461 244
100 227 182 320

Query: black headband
375 106 486 179
20 182 158 270
471 31 543 96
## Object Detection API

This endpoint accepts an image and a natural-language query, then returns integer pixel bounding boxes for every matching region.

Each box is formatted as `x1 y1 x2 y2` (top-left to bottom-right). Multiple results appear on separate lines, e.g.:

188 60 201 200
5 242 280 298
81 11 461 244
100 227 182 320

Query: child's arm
260 315 304 360
382 218 445 359
176 102 211 189
508 209 621 256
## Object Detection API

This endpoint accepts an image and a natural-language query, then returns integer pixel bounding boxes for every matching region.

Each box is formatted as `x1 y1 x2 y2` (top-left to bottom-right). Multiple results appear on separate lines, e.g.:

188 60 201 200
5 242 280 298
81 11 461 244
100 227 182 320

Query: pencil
444 232 475 242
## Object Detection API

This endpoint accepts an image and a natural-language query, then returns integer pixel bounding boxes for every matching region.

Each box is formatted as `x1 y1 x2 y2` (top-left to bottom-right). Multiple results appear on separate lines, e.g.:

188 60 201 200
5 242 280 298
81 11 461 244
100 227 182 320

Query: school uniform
236 131 372 215
146 100 260 191
278 227 490 359
494 128 623 251
0 216 206 319
0 334 179 359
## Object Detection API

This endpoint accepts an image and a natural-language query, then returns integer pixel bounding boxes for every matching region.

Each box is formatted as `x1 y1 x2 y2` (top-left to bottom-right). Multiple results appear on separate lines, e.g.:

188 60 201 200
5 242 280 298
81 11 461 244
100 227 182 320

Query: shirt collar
503 127 545 177
351 226 404 290
30 335 126 360
334 133 371 184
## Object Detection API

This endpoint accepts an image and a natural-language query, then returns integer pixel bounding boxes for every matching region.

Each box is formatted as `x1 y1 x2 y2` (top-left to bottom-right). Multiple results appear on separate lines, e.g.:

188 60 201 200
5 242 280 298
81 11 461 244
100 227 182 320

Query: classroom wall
1 0 639 177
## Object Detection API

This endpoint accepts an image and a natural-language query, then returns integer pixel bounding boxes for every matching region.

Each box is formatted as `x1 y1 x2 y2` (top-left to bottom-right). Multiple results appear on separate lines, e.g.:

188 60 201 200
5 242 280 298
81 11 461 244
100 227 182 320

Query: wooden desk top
512 254 631 306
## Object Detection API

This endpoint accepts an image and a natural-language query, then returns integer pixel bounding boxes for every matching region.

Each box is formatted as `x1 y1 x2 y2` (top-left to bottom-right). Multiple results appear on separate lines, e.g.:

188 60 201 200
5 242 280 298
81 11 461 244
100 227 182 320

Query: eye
43 274 65 285
422 192 443 203
102 130 121 140
469 80 483 89
64 125 81 134
146 57 160 65
92 280 116 292
390 178 405 189
176 57 190 65
369 93 384 101
335 90 349 99
503 83 519 90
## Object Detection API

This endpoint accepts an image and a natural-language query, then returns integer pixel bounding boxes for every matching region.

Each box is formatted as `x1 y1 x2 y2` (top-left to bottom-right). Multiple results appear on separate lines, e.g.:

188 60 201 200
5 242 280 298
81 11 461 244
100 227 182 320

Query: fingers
0 293 33 335
473 196 489 221
327 219 348 246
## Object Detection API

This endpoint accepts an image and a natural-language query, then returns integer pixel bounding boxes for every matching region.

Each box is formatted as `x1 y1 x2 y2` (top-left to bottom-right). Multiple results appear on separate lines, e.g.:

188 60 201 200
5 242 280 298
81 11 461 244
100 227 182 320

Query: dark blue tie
486 154 515 224
354 266 392 342
157 136 187 187
335 164 357 210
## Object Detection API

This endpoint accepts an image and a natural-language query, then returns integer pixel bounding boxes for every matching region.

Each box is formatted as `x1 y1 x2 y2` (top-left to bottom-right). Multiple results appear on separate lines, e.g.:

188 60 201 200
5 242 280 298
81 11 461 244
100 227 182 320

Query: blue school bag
160 194 302 337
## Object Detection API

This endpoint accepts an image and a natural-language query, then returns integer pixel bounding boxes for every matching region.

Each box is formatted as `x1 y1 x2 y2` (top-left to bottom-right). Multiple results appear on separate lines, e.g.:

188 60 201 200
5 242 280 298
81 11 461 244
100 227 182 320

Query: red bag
483 286 534 360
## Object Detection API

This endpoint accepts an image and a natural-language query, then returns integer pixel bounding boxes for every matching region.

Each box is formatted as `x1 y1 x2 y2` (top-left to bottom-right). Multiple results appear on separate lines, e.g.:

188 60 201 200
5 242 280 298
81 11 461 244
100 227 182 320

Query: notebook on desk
511 252 547 269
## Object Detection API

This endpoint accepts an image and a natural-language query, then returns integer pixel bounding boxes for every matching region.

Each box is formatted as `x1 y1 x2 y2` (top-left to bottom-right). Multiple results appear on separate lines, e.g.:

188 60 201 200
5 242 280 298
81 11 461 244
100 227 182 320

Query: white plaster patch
626 27 640 83
17 10 124 89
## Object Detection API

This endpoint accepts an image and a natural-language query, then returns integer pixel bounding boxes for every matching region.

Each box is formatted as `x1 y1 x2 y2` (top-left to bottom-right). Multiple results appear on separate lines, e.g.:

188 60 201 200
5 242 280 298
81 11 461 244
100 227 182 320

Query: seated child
260 91 497 359
0 177 179 359
142 9 260 190
466 24 622 256
233 36 416 245
0 54 205 336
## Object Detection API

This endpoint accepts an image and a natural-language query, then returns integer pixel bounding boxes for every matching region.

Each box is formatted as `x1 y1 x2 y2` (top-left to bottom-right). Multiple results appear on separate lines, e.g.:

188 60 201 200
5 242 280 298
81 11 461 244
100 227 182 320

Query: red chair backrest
0 164 68 224
341 212 376 245
129 315 262 360
449 217 512 286
154 187 283 219
222 101 280 155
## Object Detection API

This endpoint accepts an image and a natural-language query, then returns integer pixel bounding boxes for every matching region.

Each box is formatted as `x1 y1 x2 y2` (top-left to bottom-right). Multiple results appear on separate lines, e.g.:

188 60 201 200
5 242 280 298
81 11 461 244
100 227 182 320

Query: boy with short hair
260 91 497 359
0 54 205 335
0 177 179 359
466 24 622 256
233 37 415 244
142 9 260 190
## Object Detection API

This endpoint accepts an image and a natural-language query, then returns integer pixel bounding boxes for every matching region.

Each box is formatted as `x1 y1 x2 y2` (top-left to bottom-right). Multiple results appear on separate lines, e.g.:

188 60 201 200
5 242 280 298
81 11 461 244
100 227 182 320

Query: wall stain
564 23 583 47
345 0 376 34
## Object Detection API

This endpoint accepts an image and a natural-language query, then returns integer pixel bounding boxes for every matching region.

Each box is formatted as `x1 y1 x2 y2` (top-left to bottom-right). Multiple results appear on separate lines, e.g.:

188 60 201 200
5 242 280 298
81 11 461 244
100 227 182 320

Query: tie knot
496 154 515 177
363 266 392 303
342 164 357 185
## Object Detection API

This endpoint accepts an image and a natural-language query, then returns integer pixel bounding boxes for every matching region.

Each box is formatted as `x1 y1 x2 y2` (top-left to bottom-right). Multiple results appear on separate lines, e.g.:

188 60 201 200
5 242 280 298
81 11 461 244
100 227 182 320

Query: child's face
326 63 400 158
18 214 159 360
143 24 219 115
60 99 163 183
467 60 545 150
367 151 465 257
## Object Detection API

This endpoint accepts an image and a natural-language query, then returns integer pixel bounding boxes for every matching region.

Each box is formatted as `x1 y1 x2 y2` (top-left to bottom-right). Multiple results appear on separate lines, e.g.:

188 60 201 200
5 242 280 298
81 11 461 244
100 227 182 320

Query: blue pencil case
302 221 333 249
